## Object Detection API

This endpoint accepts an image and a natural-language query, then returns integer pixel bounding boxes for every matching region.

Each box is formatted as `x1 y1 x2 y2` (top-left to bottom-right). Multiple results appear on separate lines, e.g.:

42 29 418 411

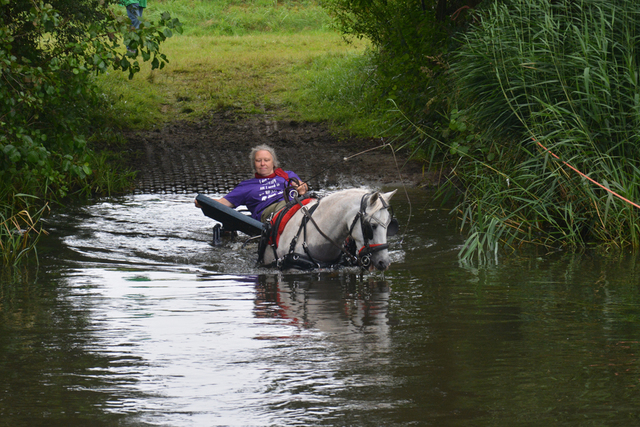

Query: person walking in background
121 0 146 30
120 0 147 53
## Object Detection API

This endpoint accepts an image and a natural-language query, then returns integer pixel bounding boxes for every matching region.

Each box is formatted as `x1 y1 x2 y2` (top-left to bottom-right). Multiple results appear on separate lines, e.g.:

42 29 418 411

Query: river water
2 188 640 426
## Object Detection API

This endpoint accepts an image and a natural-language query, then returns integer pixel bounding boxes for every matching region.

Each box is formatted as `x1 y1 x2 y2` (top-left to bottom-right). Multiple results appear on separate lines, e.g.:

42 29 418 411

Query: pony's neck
305 191 365 262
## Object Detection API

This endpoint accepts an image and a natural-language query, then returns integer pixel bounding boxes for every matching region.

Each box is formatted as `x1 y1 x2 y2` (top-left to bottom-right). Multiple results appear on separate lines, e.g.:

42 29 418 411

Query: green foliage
320 0 479 124
292 50 398 135
0 0 181 199
441 0 640 261
0 0 181 265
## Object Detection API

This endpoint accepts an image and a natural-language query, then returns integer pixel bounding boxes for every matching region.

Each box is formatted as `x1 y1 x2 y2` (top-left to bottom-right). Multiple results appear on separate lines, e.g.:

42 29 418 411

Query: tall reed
439 0 640 261
0 195 48 266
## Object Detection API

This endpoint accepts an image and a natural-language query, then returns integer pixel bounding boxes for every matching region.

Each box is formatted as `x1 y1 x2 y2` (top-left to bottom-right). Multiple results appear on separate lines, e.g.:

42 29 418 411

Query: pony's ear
368 190 397 211
381 190 397 203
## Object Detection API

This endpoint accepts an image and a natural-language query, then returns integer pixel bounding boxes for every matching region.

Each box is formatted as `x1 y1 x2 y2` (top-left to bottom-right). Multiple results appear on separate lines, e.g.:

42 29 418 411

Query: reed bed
438 0 640 262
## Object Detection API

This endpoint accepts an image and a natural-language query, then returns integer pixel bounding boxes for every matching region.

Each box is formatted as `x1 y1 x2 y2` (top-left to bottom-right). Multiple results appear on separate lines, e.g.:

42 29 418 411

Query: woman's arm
194 197 236 209
214 197 235 207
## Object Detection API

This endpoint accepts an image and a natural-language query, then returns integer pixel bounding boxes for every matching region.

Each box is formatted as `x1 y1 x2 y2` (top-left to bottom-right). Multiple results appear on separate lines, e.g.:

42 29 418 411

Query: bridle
347 193 399 268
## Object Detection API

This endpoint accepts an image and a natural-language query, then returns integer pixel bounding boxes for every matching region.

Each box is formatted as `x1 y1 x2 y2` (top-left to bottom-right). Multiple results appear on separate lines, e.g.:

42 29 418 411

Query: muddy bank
123 111 429 195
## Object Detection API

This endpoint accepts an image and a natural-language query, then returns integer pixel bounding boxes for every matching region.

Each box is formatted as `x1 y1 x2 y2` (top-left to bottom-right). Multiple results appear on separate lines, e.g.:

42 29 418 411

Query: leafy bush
0 0 181 264
1 0 180 200
320 0 480 125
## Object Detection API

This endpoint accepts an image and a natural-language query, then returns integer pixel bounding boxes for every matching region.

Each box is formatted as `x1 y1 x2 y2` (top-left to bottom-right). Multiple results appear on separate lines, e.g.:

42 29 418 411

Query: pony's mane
323 188 387 216
367 192 388 217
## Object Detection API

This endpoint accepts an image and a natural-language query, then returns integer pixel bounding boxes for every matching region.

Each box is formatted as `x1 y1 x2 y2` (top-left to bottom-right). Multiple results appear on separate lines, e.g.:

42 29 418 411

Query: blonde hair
249 144 280 172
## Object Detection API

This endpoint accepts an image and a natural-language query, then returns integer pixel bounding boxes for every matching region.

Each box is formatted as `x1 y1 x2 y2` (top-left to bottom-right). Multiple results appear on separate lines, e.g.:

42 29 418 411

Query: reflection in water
252 274 395 424
255 273 390 336
1 258 398 425
2 191 640 425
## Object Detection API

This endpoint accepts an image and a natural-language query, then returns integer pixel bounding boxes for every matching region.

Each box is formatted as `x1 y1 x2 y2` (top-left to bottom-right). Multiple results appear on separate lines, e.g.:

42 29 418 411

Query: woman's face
254 150 275 177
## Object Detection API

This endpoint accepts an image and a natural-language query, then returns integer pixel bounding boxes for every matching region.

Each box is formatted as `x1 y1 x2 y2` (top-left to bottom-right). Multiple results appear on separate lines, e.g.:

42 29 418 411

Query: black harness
257 194 316 266
258 192 398 270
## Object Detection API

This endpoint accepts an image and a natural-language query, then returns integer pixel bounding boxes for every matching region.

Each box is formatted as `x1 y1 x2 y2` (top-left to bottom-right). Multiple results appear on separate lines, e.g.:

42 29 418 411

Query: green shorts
261 200 287 222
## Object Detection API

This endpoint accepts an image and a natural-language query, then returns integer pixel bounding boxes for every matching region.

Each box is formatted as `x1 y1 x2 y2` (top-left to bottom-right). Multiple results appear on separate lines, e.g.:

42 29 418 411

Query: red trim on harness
358 243 386 254
268 198 315 246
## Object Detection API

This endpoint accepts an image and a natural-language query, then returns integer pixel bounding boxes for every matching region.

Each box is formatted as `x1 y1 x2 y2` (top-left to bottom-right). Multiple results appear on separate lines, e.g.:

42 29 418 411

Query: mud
124 110 429 195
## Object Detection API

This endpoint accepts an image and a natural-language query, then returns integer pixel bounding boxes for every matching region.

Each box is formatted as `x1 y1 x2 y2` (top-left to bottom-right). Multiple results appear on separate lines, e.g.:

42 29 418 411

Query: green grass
97 0 374 130
290 50 401 136
146 0 334 36
97 32 368 127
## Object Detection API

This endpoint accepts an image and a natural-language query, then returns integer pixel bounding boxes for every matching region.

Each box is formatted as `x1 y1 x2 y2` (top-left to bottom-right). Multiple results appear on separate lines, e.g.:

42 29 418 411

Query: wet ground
123 111 428 195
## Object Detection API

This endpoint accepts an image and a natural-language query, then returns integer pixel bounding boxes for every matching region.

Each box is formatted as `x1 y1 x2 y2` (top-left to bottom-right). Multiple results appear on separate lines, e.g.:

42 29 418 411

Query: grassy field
97 0 375 131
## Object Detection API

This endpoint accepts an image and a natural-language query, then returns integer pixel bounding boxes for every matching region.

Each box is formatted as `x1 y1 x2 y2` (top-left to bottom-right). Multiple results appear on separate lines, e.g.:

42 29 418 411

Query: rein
296 191 396 269
302 140 411 245
293 196 359 267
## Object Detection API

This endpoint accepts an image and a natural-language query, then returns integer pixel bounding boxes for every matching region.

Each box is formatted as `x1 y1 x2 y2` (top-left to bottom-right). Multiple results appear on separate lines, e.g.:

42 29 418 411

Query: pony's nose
375 259 390 271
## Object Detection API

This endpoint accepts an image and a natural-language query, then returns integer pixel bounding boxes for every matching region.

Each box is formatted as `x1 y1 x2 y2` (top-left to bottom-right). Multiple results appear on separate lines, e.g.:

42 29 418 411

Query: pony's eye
371 224 378 231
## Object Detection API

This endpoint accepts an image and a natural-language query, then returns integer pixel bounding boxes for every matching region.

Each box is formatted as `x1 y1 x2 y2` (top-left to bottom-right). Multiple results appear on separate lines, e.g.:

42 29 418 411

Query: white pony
259 188 398 270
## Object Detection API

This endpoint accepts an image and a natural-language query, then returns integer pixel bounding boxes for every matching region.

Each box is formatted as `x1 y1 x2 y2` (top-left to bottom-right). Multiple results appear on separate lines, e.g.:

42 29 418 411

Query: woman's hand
292 181 308 196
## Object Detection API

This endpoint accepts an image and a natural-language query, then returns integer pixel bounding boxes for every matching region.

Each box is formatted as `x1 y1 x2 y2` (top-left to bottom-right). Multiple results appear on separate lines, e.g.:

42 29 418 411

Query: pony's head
350 190 398 271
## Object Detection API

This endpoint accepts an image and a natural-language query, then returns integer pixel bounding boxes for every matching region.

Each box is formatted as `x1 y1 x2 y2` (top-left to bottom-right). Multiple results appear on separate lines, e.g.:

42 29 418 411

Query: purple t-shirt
224 171 301 221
